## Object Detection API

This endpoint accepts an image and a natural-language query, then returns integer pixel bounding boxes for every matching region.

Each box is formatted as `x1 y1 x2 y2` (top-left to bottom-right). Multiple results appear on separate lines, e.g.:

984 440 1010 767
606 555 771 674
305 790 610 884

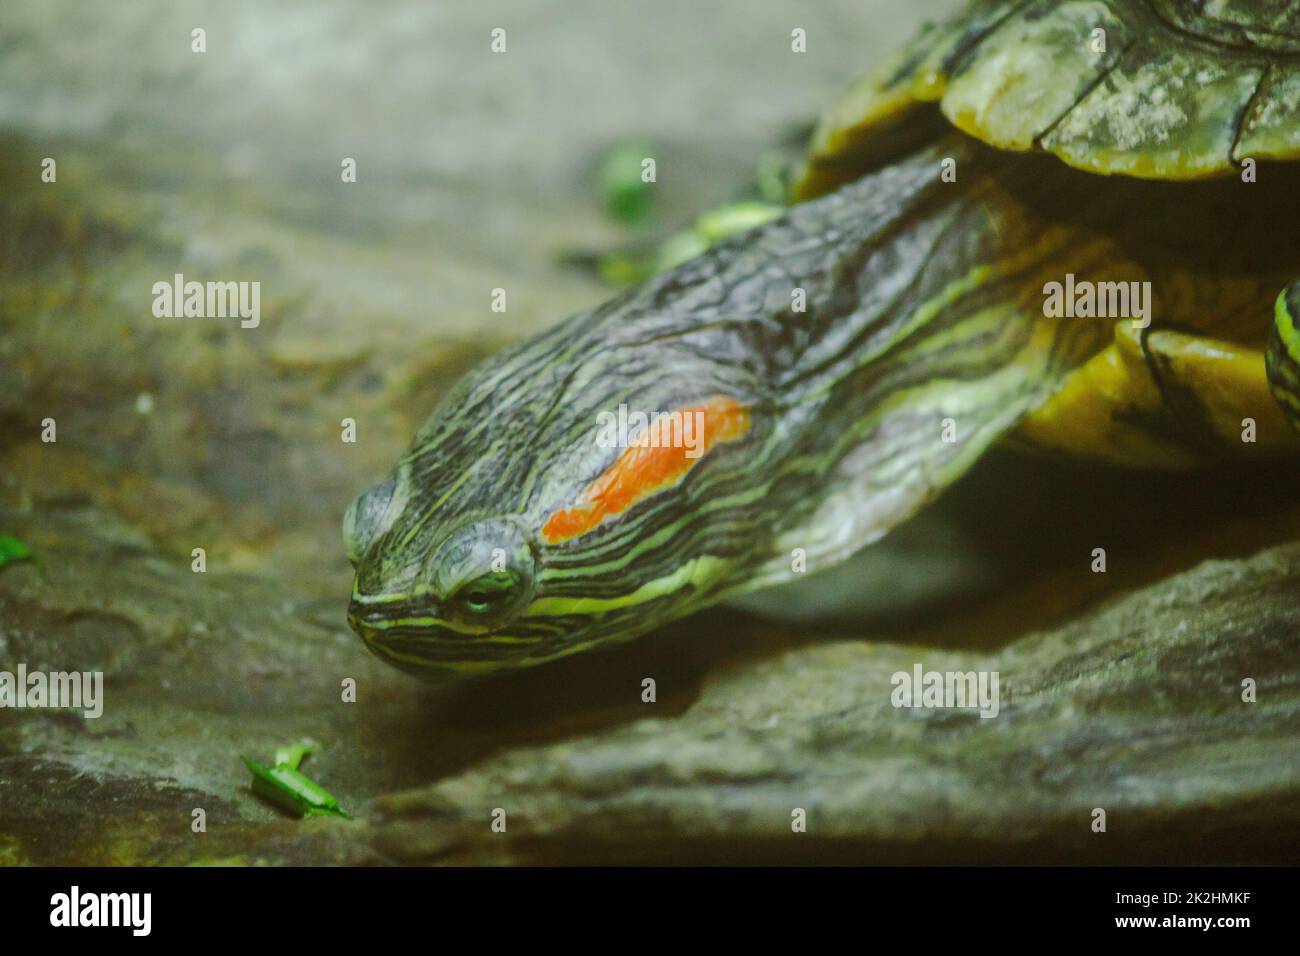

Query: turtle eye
429 518 539 629
450 570 524 624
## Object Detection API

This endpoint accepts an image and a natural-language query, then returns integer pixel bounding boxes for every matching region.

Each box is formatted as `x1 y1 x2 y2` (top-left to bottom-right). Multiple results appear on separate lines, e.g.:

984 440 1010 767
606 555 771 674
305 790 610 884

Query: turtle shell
792 0 1300 200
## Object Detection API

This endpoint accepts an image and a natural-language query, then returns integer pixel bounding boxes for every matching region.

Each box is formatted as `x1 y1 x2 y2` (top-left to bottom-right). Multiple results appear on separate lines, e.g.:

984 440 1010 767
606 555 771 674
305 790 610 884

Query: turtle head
346 486 543 677
344 322 759 680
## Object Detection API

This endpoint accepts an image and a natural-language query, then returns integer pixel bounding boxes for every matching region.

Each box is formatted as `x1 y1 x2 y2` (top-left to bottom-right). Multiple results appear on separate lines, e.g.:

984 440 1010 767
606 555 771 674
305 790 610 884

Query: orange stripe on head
541 395 751 545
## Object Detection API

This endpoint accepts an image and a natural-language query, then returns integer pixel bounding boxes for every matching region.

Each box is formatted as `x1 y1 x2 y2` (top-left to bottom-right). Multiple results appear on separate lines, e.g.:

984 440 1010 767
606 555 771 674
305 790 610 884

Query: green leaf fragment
0 534 33 572
273 742 313 770
595 202 784 285
693 201 783 243
599 141 657 225
755 152 791 204
597 230 707 285
242 749 351 820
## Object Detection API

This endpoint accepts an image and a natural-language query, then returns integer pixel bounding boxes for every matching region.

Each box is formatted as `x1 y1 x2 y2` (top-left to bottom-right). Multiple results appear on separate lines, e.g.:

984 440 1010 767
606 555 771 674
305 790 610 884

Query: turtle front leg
1267 280 1300 434
1016 317 1300 467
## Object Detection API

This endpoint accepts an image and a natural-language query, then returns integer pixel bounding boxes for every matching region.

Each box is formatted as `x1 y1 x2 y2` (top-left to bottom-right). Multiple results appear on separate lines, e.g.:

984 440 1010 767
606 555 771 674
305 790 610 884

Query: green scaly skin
1268 280 1300 432
344 126 1300 679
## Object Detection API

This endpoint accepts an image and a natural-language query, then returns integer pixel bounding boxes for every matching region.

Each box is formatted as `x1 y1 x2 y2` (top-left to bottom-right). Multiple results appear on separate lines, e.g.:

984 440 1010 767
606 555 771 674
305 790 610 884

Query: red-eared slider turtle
345 0 1300 678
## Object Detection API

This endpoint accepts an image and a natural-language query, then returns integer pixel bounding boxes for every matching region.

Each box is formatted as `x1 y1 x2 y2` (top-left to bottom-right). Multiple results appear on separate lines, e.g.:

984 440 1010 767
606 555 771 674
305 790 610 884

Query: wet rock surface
4 494 1297 866
1 0 1298 865
367 542 1300 865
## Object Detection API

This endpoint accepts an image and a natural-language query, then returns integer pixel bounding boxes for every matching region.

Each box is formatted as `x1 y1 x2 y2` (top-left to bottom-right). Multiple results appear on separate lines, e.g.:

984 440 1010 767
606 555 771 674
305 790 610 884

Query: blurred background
1 0 1297 865
0 0 954 584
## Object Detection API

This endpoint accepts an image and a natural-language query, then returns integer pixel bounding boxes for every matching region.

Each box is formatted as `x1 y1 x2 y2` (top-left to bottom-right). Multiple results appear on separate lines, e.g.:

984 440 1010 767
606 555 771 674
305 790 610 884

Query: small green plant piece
754 151 792 203
0 534 33 572
241 742 351 820
597 229 708 285
596 202 784 285
599 140 657 225
693 201 783 243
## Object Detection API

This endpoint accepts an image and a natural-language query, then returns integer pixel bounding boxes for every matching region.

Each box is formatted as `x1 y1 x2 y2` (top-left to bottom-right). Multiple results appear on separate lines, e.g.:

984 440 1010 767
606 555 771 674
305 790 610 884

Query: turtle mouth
346 599 446 645
346 596 546 679
346 592 437 633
